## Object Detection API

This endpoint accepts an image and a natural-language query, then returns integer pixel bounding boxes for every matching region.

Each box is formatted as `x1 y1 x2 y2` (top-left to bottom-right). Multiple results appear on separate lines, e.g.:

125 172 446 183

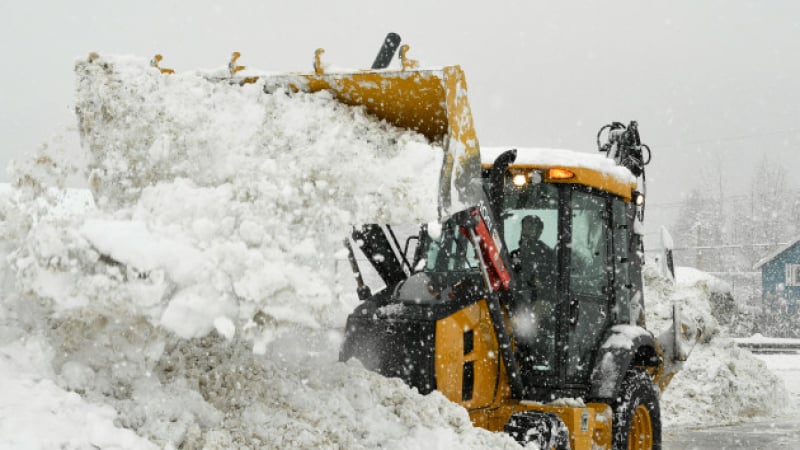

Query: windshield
502 180 561 372
503 182 560 253
420 221 480 272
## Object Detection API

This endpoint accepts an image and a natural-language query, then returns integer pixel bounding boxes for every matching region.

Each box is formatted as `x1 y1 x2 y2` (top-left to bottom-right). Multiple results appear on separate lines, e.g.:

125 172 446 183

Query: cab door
565 189 613 385
499 182 563 392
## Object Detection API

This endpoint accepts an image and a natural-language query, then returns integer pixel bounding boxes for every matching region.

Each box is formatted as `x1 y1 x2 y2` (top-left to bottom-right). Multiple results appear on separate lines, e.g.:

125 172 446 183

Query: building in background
754 237 800 315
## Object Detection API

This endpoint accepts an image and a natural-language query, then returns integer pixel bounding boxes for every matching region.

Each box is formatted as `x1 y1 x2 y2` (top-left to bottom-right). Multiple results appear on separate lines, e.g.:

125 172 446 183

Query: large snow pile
644 266 792 427
0 55 519 449
72 54 441 343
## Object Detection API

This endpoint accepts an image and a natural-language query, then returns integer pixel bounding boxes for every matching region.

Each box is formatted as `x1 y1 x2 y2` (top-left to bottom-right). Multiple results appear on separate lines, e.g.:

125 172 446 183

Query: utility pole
696 224 702 271
718 170 724 271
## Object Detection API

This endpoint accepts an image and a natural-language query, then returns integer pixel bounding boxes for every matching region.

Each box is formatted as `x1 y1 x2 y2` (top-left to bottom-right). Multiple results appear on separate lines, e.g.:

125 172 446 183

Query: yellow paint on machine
491 164 637 202
471 401 613 449
433 299 613 449
434 300 499 409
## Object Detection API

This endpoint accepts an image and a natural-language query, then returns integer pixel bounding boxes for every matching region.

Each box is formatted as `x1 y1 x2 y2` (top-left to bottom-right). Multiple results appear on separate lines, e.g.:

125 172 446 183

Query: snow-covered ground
734 334 800 405
647 267 794 428
0 54 796 449
753 353 800 404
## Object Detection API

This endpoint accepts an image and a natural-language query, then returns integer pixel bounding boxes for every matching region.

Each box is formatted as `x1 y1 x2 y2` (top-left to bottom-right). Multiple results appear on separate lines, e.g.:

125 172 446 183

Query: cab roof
481 147 637 201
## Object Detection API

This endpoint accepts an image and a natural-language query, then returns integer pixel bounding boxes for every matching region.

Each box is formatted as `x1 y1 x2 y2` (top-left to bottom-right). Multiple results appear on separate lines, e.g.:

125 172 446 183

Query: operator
514 215 556 296
511 214 558 371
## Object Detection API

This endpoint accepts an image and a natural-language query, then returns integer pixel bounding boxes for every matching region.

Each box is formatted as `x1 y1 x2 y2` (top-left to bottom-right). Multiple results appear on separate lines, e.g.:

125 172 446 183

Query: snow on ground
645 266 793 428
736 334 800 406
0 53 795 449
752 352 800 404
0 335 157 450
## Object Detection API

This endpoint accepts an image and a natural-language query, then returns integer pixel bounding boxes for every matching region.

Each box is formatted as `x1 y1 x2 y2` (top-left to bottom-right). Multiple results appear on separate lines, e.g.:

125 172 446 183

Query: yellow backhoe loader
331 35 697 450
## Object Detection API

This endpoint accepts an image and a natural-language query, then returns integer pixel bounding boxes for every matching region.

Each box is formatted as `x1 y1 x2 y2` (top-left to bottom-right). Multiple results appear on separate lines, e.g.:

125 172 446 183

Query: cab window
502 182 559 253
423 222 479 272
569 191 611 296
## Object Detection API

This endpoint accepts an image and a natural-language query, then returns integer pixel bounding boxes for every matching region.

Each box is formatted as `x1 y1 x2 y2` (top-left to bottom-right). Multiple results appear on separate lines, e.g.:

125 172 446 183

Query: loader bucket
260 66 482 215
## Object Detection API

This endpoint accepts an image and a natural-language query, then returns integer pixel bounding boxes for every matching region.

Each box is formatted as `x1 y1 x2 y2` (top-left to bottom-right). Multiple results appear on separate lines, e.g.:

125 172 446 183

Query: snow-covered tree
735 155 795 270
672 188 726 272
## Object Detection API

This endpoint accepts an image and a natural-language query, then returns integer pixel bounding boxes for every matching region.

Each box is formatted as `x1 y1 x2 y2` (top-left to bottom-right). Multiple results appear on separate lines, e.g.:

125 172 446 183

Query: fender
588 325 660 401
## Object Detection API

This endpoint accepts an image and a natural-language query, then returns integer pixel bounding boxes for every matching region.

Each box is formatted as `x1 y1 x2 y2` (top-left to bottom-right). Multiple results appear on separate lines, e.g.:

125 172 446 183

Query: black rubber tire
612 369 662 450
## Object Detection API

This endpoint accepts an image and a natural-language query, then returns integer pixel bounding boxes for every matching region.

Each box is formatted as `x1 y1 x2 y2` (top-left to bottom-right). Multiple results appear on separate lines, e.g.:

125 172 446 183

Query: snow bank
644 266 792 427
0 336 156 450
0 54 519 449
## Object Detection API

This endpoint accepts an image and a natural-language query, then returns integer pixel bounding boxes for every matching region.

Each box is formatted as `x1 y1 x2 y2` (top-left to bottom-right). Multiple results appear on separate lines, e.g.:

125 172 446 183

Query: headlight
512 173 527 187
634 191 645 206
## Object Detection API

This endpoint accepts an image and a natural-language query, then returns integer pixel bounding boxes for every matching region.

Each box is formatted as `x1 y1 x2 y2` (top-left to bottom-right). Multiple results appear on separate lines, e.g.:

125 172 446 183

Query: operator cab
480 148 643 400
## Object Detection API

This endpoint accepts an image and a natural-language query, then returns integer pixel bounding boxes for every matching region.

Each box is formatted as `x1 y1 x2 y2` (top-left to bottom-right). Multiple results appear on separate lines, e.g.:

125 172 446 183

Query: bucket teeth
399 45 419 71
229 52 246 76
150 54 174 74
314 48 326 75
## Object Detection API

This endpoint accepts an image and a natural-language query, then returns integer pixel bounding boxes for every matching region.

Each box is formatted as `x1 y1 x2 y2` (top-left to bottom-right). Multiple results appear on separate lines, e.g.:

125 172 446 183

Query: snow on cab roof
753 235 800 270
481 146 638 200
481 146 636 183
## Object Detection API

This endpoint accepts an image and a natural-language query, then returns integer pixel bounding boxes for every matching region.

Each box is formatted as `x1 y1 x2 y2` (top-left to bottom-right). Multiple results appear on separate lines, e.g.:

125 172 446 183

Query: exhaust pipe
371 32 402 69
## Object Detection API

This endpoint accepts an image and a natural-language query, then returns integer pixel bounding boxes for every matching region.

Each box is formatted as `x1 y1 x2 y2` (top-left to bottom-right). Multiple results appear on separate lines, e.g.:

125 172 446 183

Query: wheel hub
629 404 653 450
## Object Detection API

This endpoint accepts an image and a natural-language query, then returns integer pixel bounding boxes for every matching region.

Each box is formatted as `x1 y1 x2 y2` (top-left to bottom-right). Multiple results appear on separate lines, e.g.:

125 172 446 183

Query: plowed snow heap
0 54 523 449
73 54 445 343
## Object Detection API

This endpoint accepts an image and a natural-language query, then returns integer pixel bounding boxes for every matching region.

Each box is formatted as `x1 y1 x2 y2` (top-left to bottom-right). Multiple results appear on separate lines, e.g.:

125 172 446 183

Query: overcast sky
2 0 799 242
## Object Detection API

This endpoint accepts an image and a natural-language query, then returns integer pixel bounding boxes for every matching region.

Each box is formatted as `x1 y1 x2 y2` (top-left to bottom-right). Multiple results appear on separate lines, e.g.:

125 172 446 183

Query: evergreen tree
737 155 793 270
672 188 725 271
